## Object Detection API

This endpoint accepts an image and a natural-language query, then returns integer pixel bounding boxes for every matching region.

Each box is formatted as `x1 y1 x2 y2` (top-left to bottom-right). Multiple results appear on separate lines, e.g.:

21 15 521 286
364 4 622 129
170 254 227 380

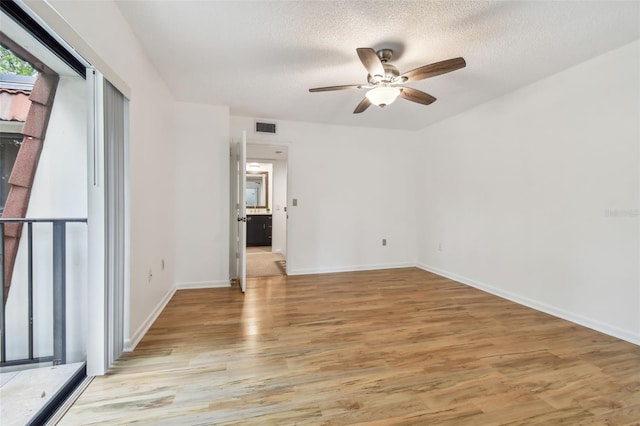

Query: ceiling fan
309 48 466 114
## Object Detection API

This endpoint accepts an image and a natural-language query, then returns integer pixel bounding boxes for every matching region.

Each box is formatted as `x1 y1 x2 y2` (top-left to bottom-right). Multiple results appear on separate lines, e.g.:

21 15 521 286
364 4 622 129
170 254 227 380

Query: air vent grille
255 121 277 134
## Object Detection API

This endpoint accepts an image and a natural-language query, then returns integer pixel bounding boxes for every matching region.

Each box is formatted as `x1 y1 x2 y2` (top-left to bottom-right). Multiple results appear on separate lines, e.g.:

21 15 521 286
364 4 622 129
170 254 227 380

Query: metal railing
0 218 87 367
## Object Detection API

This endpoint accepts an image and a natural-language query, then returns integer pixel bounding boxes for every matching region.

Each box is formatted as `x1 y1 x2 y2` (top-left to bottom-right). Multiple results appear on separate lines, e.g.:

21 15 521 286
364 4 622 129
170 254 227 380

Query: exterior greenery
0 46 37 76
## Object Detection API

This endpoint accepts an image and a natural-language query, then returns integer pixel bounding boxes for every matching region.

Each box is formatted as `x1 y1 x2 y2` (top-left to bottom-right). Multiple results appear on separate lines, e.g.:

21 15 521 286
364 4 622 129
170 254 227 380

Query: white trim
417 263 640 346
44 376 94 426
14 0 91 69
122 98 131 361
175 280 231 290
124 287 176 352
244 137 292 148
288 262 415 276
124 280 230 351
85 69 107 376
1 3 85 77
22 0 131 98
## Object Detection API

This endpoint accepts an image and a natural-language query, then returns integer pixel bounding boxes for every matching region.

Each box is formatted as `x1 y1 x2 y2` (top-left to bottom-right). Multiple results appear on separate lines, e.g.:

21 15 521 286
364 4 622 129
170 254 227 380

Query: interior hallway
246 246 286 277
58 268 640 425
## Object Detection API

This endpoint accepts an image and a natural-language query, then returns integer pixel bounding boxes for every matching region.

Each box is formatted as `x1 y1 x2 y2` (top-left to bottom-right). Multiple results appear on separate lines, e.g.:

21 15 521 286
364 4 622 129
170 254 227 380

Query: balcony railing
0 218 87 367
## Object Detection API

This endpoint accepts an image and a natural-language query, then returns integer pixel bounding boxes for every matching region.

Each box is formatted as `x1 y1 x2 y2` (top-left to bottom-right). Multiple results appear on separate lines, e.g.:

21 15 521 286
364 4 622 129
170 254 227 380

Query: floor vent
255 121 277 134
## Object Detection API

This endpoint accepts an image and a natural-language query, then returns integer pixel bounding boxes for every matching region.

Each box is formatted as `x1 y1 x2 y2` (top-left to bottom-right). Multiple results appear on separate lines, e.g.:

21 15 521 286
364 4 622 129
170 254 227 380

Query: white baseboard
124 286 176 352
288 262 415 276
417 263 639 346
124 279 231 352
175 280 231 289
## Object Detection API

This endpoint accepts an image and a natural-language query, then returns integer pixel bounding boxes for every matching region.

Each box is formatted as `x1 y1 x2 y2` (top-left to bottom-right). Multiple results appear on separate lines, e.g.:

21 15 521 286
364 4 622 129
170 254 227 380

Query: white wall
174 102 230 288
5 75 87 362
44 0 178 349
416 40 640 344
232 117 418 275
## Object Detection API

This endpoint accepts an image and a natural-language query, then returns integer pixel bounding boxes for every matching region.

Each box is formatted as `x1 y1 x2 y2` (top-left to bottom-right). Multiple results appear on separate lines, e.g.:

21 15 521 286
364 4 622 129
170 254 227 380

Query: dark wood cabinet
246 214 272 246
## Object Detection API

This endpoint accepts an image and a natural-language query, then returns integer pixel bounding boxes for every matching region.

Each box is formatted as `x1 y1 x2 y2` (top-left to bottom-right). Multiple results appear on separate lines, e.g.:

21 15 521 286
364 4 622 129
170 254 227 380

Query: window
0 133 21 214
1 43 37 215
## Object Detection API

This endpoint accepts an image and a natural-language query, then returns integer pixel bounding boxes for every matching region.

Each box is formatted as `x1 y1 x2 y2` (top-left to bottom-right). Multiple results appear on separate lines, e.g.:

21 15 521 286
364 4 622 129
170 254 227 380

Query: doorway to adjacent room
245 143 287 278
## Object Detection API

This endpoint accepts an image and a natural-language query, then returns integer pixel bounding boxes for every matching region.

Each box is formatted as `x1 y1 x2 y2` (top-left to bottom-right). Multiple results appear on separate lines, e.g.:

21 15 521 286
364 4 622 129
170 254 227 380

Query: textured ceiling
115 1 639 131
247 143 288 160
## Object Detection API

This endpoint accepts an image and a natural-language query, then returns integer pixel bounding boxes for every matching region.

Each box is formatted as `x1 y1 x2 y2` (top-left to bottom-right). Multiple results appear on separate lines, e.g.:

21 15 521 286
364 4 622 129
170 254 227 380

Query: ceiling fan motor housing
367 63 399 84
365 49 399 84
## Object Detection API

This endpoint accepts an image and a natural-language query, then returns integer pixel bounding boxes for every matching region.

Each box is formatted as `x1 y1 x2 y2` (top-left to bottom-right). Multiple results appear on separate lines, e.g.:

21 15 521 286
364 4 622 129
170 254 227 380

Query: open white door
229 132 247 292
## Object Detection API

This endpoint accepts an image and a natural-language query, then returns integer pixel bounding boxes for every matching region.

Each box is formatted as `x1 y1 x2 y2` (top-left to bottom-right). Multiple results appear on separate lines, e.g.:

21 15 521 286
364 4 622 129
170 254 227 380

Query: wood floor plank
60 268 640 425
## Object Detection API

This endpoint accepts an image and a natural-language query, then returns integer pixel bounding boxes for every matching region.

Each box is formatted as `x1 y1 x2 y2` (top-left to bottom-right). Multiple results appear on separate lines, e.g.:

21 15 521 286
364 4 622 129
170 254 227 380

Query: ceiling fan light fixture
365 86 401 107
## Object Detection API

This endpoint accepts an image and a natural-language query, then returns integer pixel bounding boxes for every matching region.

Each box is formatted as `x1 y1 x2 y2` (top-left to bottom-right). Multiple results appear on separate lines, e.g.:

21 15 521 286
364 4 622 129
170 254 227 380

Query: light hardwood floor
60 268 640 425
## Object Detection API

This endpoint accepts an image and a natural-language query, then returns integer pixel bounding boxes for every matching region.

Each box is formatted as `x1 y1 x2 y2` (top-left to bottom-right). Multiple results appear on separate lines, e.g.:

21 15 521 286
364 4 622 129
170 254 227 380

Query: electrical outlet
382 239 387 246
148 269 153 282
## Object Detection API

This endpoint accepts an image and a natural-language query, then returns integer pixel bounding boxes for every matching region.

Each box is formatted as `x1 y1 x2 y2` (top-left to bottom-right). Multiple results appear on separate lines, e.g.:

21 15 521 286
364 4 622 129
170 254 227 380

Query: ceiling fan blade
356 48 385 78
309 84 362 92
353 97 371 114
399 87 437 105
400 57 466 82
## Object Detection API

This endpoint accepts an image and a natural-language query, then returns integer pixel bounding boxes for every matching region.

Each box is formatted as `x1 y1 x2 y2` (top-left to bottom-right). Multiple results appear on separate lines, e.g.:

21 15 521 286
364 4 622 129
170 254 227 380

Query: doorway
245 143 288 278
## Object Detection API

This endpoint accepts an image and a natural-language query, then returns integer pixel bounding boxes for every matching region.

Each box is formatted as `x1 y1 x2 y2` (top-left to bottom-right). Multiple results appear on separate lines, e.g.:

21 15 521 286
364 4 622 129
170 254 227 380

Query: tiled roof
0 91 31 122
0 74 35 122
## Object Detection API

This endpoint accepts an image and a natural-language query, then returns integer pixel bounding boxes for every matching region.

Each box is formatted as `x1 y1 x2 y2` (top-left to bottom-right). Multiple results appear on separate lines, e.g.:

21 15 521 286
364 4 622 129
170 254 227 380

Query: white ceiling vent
255 121 277 135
